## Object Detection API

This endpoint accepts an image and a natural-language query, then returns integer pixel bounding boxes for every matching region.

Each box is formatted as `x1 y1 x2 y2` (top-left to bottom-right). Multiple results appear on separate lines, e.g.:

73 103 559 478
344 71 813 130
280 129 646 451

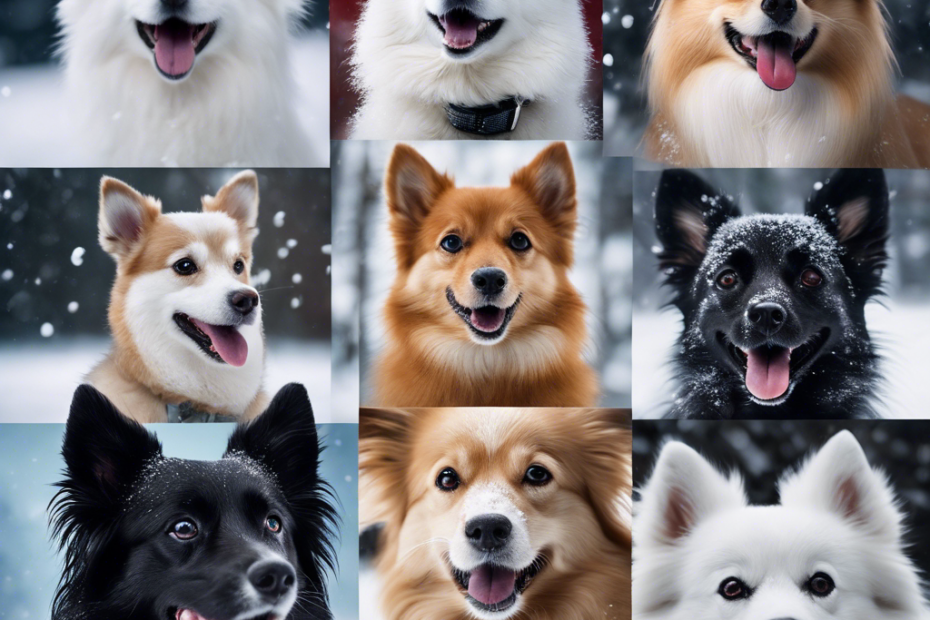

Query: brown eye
800 268 823 287
170 520 198 540
265 515 282 533
717 270 739 289
436 468 461 492
718 577 750 601
808 572 835 597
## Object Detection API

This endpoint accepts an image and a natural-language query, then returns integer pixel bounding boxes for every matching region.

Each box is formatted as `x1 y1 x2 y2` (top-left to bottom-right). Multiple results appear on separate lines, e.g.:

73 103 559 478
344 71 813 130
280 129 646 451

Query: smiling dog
360 408 632 620
87 171 268 422
373 143 599 407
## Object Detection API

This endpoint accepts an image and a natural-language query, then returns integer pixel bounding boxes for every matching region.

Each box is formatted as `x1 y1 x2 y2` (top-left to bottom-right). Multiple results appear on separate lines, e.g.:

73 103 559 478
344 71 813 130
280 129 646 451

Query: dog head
384 143 579 347
360 408 631 619
50 383 336 620
634 431 926 620
655 168 888 406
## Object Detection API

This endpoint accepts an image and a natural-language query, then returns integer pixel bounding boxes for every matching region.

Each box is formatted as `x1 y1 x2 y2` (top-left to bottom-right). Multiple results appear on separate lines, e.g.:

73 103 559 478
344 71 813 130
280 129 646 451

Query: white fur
350 0 593 139
57 0 320 166
634 431 930 620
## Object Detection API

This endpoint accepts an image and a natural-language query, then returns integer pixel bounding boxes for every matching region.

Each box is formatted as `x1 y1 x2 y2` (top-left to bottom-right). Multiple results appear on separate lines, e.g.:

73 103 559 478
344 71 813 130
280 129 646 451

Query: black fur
50 383 337 620
654 169 889 419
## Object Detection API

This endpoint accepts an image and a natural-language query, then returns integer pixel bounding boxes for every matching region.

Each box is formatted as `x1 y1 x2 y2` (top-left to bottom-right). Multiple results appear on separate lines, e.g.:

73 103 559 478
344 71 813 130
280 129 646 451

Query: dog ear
511 142 577 243
654 169 740 276
203 170 260 236
98 177 161 259
780 430 902 541
359 409 416 521
805 169 889 294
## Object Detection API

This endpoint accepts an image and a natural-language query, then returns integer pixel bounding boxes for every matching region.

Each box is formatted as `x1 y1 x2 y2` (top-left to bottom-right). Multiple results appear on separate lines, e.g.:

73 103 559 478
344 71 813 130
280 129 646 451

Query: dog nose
761 0 796 26
471 268 507 297
229 290 260 316
748 301 787 335
247 560 296 600
465 514 512 552
161 0 189 10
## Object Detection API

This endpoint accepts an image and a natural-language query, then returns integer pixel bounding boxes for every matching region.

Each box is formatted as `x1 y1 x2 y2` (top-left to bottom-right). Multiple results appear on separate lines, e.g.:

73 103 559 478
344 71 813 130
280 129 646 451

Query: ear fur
203 170 260 237
98 177 162 259
510 142 578 248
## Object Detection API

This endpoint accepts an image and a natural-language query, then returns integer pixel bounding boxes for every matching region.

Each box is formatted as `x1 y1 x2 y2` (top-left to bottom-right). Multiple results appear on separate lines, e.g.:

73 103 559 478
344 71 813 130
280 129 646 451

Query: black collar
446 97 528 135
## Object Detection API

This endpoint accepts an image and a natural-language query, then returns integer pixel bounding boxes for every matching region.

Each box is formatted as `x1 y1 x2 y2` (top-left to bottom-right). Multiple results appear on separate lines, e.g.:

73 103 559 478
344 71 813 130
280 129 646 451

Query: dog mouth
719 328 830 402
446 288 521 342
173 313 249 367
173 609 278 620
451 557 547 613
724 23 818 91
428 9 504 55
136 18 217 80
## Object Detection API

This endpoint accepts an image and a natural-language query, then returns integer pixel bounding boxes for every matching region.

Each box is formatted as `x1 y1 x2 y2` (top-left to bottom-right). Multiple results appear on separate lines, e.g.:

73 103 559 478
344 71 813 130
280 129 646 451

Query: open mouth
428 9 504 55
452 557 547 613
719 328 830 402
173 313 249 367
136 18 217 80
724 23 818 91
173 609 278 620
446 288 521 342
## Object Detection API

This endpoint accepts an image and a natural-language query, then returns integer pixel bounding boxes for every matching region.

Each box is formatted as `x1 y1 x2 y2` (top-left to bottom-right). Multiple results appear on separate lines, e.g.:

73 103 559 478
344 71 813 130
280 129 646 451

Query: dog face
384 143 579 347
634 431 927 620
655 169 888 410
51 384 336 620
360 409 631 620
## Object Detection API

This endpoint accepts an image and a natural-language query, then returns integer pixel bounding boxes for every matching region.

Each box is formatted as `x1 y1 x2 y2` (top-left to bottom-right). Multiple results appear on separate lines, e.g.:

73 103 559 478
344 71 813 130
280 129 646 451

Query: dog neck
445 97 530 135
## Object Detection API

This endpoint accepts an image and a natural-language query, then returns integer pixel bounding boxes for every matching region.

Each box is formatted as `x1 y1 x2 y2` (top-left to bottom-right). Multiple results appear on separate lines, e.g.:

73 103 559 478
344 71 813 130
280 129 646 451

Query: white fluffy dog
350 0 594 140
57 0 320 166
634 431 930 620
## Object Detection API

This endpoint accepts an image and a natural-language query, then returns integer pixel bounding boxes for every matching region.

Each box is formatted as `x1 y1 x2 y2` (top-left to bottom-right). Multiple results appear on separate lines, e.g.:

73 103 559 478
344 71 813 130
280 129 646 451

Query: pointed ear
98 177 161 259
654 169 740 276
805 169 889 294
203 170 260 234
636 441 746 548
780 431 902 540
510 142 577 240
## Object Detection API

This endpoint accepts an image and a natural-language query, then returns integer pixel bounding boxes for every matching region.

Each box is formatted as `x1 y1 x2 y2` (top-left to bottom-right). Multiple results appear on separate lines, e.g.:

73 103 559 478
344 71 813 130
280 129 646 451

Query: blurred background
602 0 930 156
0 168 335 422
332 142 632 418
329 0 604 140
634 420 930 577
0 422 359 620
632 167 930 419
0 0 329 166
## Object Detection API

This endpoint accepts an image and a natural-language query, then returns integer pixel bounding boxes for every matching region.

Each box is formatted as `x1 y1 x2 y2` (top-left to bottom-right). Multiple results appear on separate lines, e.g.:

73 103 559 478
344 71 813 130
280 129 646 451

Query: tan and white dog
87 171 268 422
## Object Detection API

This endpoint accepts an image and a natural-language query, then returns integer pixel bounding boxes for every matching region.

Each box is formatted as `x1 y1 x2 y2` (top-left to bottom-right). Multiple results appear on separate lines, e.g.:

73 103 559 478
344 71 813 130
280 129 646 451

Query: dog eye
265 515 282 534
807 572 835 597
800 268 823 288
173 258 198 276
523 465 552 486
436 467 461 492
440 235 463 253
716 269 739 289
233 259 245 275
718 577 751 601
509 232 531 251
170 520 199 541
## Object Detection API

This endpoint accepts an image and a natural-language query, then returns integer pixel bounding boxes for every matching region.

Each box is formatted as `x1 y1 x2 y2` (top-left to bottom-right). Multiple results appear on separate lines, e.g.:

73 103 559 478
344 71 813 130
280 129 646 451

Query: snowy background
0 423 359 620
632 167 930 419
602 0 930 157
0 0 330 167
634 420 930 577
331 142 633 416
0 168 335 422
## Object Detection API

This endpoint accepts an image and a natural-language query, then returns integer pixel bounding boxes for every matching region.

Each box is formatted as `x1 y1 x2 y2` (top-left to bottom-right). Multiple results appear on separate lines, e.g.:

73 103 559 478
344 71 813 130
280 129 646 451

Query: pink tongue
756 35 797 91
745 347 791 400
439 13 480 49
190 318 249 367
154 21 196 77
468 565 517 606
470 307 506 333
177 611 209 620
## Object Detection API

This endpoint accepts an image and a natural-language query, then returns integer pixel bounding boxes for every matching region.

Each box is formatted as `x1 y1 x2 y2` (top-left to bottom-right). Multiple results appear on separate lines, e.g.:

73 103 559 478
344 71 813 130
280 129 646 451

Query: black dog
654 168 888 419
50 383 337 620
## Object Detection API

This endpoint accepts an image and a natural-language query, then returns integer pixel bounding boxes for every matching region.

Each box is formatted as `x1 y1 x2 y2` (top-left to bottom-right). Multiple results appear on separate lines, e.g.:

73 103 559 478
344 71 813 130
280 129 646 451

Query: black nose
465 514 512 552
161 0 189 10
229 290 259 316
471 268 507 297
761 0 796 25
748 301 787 336
248 560 296 600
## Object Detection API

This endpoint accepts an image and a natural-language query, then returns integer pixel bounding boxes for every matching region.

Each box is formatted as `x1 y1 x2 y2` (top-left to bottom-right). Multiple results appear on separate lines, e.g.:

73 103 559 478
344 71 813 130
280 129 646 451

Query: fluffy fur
373 142 598 407
350 0 594 139
49 383 337 620
654 168 888 419
57 0 319 166
360 407 632 620
643 0 930 168
87 170 269 422
634 430 930 620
